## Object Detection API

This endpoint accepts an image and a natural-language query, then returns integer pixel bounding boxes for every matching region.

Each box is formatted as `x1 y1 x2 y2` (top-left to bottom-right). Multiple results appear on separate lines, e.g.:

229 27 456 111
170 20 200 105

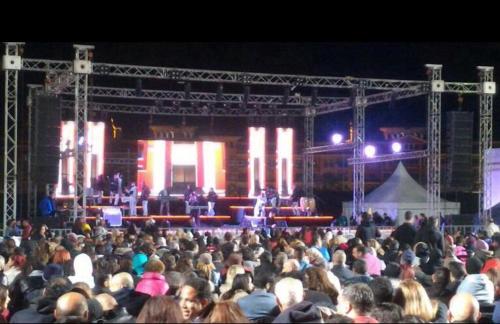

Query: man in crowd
178 277 213 322
392 210 417 247
337 283 378 323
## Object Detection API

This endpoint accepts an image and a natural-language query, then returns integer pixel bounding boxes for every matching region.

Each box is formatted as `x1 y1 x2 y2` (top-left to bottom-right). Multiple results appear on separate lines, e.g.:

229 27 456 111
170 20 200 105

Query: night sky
15 42 500 141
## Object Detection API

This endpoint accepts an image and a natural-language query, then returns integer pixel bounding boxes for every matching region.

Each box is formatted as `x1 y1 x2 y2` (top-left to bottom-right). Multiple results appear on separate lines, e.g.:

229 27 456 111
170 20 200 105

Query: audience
0 209 497 323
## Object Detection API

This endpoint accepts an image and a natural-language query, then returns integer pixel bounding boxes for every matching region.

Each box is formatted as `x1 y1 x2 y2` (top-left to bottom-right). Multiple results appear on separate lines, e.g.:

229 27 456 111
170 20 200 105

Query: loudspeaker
32 94 61 185
446 111 473 191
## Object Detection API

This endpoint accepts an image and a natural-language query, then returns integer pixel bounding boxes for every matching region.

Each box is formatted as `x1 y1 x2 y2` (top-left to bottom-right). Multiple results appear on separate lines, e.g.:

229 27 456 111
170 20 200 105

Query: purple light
364 145 376 158
392 142 402 153
331 133 343 145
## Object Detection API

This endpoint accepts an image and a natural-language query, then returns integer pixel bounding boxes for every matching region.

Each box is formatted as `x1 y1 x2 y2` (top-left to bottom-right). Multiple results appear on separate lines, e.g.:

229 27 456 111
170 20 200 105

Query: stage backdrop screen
57 121 105 196
137 140 226 196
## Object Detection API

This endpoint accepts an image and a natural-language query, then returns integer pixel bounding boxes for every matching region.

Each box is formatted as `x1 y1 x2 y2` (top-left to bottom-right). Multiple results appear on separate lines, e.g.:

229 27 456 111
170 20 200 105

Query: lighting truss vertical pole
26 85 37 218
73 45 93 220
353 82 367 218
477 66 495 223
303 107 315 198
425 64 443 219
2 42 23 233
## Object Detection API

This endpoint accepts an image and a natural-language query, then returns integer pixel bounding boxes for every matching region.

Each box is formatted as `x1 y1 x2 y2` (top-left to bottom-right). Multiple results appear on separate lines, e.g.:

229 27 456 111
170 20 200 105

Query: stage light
331 133 343 145
392 142 402 153
364 145 376 158
78 136 84 146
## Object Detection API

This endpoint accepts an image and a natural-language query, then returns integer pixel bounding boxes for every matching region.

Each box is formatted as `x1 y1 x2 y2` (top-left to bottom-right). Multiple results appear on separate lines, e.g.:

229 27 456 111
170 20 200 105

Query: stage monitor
137 140 226 196
102 207 122 227
56 121 105 196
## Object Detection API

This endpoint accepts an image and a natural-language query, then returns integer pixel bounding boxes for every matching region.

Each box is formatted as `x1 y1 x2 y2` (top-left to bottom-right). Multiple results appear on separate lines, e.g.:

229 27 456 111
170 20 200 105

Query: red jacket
481 258 500 274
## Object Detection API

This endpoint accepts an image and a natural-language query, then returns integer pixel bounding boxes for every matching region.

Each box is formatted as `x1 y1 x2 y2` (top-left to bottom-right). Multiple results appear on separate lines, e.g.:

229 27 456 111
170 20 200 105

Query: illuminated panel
151 141 166 194
171 143 197 165
85 122 105 188
276 128 294 197
57 121 105 196
202 141 226 195
248 127 266 197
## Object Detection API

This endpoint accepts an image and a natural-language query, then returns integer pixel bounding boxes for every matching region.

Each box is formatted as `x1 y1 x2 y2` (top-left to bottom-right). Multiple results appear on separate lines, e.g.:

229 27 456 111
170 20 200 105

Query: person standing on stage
141 182 151 216
254 190 267 218
158 186 171 215
290 184 304 216
127 182 138 216
95 175 105 205
38 191 57 218
207 188 218 216
184 184 193 215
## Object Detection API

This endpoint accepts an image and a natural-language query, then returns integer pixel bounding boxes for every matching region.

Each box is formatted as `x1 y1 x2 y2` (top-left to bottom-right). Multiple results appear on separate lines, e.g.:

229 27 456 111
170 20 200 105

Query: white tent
342 162 460 225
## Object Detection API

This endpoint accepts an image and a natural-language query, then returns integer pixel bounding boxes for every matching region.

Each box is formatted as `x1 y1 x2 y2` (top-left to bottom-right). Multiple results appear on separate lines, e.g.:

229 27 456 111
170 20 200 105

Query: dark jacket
237 289 279 321
355 220 381 243
272 301 323 323
343 274 373 286
10 297 57 323
111 288 134 308
466 250 491 275
331 265 355 285
102 307 134 324
415 225 444 254
392 222 417 248
304 290 335 309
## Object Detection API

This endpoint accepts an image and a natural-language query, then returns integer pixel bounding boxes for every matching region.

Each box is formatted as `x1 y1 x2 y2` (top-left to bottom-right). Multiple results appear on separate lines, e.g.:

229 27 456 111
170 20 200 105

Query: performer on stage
184 184 193 215
141 182 151 216
189 189 201 227
207 187 217 216
127 182 138 216
158 186 171 215
290 184 304 216
94 174 105 205
267 186 280 218
254 190 267 218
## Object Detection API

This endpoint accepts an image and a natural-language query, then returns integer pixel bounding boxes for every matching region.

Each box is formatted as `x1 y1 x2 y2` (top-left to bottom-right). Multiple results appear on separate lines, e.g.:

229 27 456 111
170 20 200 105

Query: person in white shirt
486 217 499 238
127 182 138 216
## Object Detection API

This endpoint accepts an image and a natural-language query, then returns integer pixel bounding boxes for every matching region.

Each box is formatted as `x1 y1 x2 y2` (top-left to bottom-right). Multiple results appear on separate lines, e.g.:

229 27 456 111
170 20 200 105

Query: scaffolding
1 43 495 232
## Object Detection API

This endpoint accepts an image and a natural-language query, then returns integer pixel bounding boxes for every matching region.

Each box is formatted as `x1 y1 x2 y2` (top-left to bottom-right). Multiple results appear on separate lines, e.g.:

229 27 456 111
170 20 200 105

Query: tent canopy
342 162 460 224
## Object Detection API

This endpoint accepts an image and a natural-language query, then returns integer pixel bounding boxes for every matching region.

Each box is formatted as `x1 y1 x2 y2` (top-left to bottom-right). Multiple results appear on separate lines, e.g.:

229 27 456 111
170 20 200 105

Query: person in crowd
237 268 279 321
4 220 21 239
352 244 381 276
68 253 95 289
272 277 322 323
372 302 403 323
449 292 481 323
303 266 338 307
336 283 378 323
344 260 373 285
415 216 444 256
0 285 10 322
331 250 355 285
355 212 381 243
10 277 73 323
221 273 253 303
53 292 89 323
136 295 183 323
178 277 213 322
467 238 493 274
392 211 416 247
456 273 495 306
135 259 169 297
486 217 500 238
205 300 250 323
368 276 394 304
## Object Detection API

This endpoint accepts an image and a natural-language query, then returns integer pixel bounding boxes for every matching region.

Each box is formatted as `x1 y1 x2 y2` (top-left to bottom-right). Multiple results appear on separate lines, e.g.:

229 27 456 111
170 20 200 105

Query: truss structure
1 43 495 232
348 150 428 165
478 66 495 223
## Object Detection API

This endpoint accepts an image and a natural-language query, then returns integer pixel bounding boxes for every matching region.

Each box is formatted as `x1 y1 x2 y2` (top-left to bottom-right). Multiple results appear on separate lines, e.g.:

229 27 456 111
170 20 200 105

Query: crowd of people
0 210 499 323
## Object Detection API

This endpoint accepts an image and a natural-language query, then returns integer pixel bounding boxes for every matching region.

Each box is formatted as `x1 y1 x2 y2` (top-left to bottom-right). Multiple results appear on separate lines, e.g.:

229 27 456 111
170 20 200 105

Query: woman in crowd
136 295 184 323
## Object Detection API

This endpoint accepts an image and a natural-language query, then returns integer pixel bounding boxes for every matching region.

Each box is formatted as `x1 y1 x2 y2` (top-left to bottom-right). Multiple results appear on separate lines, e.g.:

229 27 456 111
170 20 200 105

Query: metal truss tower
2 43 24 230
478 66 495 223
426 65 443 218
352 83 367 217
72 45 93 220
303 107 315 197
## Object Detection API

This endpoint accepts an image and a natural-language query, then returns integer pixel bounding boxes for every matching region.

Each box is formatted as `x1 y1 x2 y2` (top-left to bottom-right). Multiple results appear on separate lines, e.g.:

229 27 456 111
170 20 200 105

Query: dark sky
17 42 500 141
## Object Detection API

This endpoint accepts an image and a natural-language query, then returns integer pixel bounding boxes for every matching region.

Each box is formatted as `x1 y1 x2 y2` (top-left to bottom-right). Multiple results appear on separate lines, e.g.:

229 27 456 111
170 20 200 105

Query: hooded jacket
272 301 323 323
135 272 169 297
68 253 95 288
10 296 58 323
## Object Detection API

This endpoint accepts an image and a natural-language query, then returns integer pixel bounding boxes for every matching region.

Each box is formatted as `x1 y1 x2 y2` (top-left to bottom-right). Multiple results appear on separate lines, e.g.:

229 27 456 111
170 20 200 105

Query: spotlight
331 133 343 145
78 136 84 146
392 142 402 153
364 145 376 158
